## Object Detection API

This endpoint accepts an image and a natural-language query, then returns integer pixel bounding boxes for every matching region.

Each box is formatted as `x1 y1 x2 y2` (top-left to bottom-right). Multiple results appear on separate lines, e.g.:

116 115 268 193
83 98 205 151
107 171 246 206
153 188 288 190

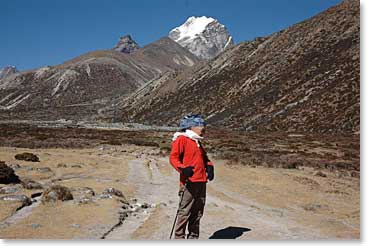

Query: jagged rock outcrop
113 35 140 53
169 16 234 59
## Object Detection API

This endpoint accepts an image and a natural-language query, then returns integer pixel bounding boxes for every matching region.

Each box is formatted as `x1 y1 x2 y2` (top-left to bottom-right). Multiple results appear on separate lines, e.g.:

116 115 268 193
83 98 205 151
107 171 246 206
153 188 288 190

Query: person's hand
206 165 214 181
179 166 194 178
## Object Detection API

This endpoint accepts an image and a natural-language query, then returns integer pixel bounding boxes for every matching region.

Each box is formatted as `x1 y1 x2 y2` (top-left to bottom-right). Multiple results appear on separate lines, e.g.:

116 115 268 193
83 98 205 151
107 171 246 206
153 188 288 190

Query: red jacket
169 135 214 186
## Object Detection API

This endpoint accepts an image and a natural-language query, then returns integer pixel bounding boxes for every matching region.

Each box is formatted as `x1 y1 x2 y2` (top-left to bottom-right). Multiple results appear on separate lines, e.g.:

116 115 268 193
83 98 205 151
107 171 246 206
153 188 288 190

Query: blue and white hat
179 114 207 130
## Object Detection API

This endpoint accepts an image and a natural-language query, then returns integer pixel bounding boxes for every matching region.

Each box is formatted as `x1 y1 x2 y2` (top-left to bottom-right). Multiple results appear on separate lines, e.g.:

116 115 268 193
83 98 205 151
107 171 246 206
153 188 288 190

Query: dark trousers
174 182 206 239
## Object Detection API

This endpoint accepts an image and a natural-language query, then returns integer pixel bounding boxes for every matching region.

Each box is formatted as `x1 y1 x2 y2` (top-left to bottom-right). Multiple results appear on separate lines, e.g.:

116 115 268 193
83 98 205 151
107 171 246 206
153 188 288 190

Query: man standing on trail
169 114 214 239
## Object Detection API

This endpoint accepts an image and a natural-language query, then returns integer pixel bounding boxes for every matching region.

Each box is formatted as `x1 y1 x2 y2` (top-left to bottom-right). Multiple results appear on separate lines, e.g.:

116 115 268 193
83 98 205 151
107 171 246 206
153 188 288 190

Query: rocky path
1 146 358 239
105 155 324 240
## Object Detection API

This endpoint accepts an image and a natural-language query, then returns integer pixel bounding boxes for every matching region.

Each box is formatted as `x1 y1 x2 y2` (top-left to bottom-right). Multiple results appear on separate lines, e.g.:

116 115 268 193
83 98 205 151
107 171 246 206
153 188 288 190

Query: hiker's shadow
209 226 251 239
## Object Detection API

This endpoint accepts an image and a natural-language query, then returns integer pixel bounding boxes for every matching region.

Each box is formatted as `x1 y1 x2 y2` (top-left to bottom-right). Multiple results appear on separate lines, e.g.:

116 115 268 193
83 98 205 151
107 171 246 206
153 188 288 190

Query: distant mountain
0 37 199 121
169 16 234 60
113 35 140 54
118 0 360 134
0 66 18 80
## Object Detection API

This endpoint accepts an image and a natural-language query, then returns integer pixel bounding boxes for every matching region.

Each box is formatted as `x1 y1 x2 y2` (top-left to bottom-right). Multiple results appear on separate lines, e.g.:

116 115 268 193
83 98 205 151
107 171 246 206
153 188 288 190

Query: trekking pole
169 180 188 239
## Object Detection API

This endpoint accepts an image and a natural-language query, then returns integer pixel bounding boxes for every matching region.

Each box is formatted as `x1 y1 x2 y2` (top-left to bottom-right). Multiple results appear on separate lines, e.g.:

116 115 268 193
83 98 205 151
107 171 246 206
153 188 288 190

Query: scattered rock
8 163 21 169
31 192 43 198
41 185 73 203
130 198 138 203
71 223 81 228
350 171 360 178
141 203 149 209
21 178 43 190
72 187 96 204
14 153 40 162
31 223 41 229
57 163 67 168
77 197 94 205
293 176 320 189
76 187 95 197
325 189 349 195
314 171 327 177
71 164 82 168
283 162 299 169
25 166 34 171
0 194 32 208
99 194 112 199
102 187 128 204
130 206 140 213
0 185 20 194
302 203 328 212
36 167 52 173
0 161 21 184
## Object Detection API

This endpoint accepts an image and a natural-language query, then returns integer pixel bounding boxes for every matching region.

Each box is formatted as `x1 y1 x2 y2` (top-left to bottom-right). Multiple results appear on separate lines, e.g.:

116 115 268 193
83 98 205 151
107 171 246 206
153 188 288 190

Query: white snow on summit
172 16 215 42
169 16 234 60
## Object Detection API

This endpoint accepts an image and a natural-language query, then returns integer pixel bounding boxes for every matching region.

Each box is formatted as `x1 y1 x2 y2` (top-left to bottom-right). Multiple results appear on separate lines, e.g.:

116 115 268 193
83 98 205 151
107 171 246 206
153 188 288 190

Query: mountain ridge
116 0 359 134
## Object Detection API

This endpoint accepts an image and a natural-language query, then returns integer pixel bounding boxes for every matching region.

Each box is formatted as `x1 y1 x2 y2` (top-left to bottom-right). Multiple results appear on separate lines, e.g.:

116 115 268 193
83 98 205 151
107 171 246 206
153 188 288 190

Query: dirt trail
0 145 359 239
106 155 326 240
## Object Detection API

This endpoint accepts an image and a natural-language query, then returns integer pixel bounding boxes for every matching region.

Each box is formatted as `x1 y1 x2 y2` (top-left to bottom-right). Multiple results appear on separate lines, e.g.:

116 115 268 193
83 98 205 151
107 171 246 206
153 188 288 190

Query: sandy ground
0 144 360 239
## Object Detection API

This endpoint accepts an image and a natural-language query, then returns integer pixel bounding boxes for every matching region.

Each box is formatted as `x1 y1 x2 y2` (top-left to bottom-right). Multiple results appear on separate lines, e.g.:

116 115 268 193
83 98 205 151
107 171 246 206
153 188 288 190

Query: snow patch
34 66 51 79
1 93 31 109
0 92 15 104
224 36 233 49
51 69 79 96
85 64 92 78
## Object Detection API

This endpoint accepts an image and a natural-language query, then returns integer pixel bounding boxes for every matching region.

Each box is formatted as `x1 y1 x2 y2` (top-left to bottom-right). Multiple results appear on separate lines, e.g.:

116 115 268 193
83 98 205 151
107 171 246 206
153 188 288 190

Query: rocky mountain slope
118 0 359 134
0 66 18 80
0 37 199 121
169 16 234 60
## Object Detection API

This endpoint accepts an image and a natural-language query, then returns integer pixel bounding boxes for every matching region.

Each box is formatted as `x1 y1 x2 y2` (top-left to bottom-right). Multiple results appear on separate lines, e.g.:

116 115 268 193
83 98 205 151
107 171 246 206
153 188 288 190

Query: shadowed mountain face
118 0 359 134
0 37 199 121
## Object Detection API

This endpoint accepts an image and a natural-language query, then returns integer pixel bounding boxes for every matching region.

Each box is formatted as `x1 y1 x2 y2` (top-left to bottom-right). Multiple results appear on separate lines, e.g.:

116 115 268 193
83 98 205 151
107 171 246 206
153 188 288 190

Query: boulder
41 185 73 203
0 185 21 194
0 161 21 184
0 194 32 208
14 153 40 162
71 187 95 204
21 178 43 190
102 187 129 204
36 167 52 173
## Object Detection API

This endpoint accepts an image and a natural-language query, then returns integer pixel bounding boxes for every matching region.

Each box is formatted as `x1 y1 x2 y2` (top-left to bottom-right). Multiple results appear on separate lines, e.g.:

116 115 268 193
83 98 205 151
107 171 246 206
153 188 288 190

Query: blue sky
1 0 341 71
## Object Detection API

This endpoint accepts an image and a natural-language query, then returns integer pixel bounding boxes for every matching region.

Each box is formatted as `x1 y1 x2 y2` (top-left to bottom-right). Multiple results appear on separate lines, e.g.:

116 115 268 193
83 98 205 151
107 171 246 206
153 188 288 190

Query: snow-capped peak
169 16 234 60
172 16 215 42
